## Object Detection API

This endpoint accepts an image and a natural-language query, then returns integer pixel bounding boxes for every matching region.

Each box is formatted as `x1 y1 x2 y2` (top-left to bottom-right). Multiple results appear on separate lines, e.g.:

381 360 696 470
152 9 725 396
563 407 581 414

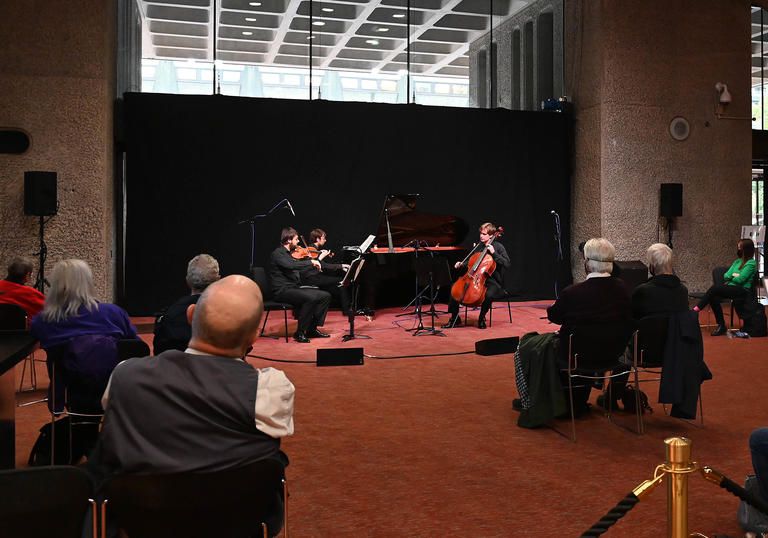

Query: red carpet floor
13 301 768 537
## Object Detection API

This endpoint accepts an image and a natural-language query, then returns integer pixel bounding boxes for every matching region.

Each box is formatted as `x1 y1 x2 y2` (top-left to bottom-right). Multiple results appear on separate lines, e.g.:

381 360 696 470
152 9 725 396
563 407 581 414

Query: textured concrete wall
567 0 751 292
0 0 116 299
470 0 564 110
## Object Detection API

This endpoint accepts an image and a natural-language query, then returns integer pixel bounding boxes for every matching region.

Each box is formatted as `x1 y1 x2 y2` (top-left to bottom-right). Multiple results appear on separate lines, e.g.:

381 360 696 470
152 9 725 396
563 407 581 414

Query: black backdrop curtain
117 93 572 315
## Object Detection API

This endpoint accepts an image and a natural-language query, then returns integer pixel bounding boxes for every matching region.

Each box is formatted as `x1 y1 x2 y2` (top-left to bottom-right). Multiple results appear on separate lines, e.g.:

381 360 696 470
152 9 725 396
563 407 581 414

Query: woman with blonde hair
31 259 137 349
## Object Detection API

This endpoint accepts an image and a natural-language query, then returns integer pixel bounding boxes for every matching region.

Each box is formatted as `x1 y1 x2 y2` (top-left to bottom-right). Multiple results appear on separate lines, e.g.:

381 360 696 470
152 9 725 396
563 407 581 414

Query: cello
450 227 503 307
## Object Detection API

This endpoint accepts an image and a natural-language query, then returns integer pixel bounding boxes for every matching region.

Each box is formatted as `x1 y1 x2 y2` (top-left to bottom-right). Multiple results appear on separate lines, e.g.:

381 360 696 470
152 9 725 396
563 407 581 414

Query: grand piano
347 194 469 309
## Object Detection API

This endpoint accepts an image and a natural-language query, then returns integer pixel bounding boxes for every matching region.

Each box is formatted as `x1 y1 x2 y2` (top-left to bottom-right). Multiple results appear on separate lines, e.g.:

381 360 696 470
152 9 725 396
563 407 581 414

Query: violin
450 227 503 307
291 235 334 260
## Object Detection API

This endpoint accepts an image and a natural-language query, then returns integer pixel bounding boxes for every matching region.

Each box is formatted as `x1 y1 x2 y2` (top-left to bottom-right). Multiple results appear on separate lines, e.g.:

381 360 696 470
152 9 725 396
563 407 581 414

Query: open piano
348 194 469 309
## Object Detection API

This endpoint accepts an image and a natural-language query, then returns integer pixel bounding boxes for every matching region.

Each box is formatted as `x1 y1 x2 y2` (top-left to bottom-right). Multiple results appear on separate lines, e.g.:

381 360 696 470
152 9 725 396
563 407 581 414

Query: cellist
442 222 510 329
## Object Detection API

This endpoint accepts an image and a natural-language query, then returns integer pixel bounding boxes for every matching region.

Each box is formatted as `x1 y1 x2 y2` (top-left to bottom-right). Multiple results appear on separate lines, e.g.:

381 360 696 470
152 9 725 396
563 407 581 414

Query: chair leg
633 368 644 435
260 310 270 337
283 309 289 343
567 374 576 442
489 305 492 327
507 300 512 323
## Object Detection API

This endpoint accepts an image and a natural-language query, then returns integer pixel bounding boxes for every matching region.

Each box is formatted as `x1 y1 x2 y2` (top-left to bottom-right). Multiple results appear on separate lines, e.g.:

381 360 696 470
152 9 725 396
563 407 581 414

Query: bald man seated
86 275 294 534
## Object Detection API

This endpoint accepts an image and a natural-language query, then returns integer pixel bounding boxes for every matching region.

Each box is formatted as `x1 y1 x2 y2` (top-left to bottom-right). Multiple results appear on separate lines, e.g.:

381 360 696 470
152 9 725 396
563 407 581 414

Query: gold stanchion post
664 437 695 538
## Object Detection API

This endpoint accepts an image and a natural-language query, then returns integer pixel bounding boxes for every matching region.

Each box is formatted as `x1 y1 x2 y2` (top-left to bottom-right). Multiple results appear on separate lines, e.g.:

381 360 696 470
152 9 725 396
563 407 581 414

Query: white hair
187 254 220 293
40 259 98 322
584 238 615 274
646 243 673 275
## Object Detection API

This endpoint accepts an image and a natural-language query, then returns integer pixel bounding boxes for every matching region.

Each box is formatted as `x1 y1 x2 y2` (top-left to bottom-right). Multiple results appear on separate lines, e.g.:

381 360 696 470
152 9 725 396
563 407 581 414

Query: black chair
0 303 43 392
101 458 288 538
252 266 292 343
0 466 96 538
709 266 759 329
558 319 636 442
631 316 704 433
117 338 151 361
461 289 513 327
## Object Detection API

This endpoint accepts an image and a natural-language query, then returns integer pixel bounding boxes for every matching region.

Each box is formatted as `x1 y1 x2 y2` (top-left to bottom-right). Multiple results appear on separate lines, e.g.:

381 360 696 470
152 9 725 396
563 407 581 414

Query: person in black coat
297 228 352 314
600 243 690 408
153 254 220 354
269 227 331 343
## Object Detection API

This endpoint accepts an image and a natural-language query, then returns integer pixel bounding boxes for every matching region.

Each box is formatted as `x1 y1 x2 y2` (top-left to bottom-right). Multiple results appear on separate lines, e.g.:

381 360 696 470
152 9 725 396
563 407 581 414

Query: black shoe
711 325 728 336
307 328 330 338
477 317 487 329
441 316 461 329
293 331 310 343
512 398 523 412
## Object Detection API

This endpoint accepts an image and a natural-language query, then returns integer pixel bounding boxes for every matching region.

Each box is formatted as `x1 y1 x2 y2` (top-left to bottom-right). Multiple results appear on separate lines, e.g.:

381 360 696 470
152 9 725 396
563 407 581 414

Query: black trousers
302 272 352 313
447 278 505 320
275 287 331 333
696 284 749 326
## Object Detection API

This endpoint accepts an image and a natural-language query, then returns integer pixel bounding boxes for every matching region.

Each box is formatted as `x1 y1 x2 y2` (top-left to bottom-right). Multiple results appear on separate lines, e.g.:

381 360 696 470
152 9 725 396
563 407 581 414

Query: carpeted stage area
14 301 768 536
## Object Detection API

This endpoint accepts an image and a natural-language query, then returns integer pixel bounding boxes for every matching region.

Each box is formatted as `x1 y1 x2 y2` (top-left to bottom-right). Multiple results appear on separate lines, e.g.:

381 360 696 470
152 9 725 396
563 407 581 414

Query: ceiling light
242 31 253 35
321 7 334 12
365 39 379 45
376 27 389 32
249 1 261 5
312 21 326 26
307 35 315 40
392 13 405 18
245 17 257 21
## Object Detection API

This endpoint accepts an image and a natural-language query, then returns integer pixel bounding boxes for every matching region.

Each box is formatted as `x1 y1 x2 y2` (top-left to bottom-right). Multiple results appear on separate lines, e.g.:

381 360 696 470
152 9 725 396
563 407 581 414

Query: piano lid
374 194 469 248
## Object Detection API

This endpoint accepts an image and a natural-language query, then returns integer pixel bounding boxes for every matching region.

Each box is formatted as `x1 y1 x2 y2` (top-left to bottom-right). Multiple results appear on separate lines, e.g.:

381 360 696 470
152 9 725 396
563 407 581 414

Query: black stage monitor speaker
613 260 648 292
660 183 682 217
317 347 364 367
475 336 520 356
24 171 57 216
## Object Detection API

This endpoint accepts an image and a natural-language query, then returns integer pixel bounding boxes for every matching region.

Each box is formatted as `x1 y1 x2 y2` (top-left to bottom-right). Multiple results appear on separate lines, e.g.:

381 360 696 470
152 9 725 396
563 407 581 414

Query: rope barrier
580 492 639 537
701 466 768 517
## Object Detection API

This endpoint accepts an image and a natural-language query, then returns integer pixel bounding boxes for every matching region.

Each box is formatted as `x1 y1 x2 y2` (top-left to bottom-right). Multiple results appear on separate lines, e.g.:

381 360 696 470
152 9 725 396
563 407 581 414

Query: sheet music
358 234 375 254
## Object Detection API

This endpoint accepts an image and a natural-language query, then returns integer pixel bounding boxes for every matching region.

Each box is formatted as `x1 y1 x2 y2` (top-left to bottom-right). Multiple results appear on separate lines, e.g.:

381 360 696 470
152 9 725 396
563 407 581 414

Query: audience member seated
694 238 757 336
31 259 138 350
600 243 690 408
514 238 631 427
270 227 331 343
153 253 220 354
86 275 294 534
0 256 45 318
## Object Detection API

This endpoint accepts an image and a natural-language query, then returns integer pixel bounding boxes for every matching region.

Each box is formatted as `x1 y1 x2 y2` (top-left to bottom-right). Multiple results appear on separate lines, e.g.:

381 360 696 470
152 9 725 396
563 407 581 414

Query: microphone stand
552 211 563 299
238 198 292 269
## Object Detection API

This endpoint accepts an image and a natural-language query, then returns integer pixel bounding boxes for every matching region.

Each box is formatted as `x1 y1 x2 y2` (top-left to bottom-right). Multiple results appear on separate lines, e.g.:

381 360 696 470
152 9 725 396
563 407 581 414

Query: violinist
269 227 331 343
298 229 352 314
442 222 510 329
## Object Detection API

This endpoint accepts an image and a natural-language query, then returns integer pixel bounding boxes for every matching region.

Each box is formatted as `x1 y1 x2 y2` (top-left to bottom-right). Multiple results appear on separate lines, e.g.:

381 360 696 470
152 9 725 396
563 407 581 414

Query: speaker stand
33 216 50 292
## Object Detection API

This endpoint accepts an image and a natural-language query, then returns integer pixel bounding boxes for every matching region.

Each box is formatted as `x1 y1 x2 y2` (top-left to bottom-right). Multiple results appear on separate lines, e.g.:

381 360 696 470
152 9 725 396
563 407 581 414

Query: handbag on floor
621 385 653 414
738 474 768 534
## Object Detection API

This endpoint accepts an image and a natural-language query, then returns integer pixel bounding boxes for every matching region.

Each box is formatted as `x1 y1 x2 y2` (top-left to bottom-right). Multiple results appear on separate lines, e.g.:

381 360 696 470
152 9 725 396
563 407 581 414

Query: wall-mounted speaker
316 347 364 367
660 183 682 218
24 171 58 216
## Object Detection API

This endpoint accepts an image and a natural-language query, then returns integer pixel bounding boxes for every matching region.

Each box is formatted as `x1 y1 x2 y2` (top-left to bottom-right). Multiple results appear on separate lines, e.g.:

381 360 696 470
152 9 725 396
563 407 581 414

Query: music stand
409 246 449 337
341 257 371 342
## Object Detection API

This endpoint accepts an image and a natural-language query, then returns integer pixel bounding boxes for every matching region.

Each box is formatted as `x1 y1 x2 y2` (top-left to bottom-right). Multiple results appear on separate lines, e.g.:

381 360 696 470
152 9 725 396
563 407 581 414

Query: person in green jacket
694 238 757 336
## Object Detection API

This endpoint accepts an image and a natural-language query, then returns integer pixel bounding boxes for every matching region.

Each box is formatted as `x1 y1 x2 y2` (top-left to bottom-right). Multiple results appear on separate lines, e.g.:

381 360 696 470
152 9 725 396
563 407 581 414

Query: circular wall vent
669 116 690 141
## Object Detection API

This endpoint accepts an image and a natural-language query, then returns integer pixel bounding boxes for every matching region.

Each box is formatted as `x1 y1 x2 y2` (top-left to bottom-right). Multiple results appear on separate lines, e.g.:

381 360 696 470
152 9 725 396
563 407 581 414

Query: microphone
550 210 557 215
286 199 295 217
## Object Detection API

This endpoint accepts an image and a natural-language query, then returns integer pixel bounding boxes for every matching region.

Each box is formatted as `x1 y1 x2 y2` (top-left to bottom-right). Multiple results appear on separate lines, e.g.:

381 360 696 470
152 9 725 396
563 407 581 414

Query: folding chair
101 458 288 538
252 266 292 342
558 319 636 442
631 315 704 433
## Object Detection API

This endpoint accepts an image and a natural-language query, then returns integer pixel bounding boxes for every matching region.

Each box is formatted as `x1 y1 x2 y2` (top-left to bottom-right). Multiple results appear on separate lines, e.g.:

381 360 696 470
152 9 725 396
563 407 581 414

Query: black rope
717 475 768 516
580 492 639 537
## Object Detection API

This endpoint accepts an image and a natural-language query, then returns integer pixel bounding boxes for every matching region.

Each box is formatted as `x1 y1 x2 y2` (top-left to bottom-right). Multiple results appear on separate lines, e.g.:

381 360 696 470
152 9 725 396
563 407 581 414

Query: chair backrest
0 303 27 330
569 319 636 370
103 458 285 538
712 266 729 287
117 338 151 361
635 315 669 367
251 266 275 302
0 466 94 538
